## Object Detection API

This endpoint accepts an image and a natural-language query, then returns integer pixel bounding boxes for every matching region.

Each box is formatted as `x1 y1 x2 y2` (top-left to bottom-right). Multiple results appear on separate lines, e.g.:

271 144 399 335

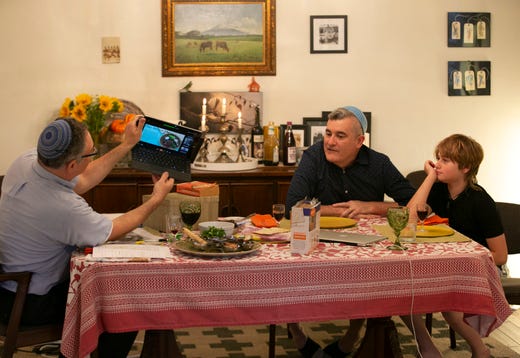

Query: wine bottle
251 105 264 164
263 122 279 166
283 121 296 166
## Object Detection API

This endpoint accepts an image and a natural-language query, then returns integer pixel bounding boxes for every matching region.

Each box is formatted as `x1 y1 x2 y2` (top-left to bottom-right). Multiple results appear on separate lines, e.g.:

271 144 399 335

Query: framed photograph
303 118 327 146
448 61 491 96
310 15 348 54
161 0 276 76
279 124 307 148
180 91 262 133
448 12 491 47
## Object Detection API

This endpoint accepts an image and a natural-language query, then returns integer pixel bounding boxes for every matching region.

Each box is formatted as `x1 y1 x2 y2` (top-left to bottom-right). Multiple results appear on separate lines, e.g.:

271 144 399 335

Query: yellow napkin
372 224 471 243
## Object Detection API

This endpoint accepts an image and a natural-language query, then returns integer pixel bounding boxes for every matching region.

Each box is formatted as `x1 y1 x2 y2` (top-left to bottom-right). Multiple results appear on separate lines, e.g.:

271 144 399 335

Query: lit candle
222 98 226 116
202 98 207 115
238 111 242 129
201 114 206 130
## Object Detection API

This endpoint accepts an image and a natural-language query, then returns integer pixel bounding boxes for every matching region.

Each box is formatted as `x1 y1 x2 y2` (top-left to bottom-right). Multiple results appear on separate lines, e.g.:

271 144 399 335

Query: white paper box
290 200 321 254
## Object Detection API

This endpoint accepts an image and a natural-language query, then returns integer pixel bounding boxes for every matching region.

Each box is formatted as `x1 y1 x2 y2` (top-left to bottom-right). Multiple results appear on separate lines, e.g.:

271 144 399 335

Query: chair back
496 202 520 255
0 271 63 358
405 170 426 189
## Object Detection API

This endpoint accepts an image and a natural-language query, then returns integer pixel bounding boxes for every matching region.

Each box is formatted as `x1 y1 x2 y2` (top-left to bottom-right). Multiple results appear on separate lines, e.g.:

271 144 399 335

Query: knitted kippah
343 106 368 134
37 119 72 160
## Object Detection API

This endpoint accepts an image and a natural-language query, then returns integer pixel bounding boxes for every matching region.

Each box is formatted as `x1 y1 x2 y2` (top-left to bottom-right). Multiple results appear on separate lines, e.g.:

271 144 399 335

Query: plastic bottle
263 122 279 166
283 121 296 166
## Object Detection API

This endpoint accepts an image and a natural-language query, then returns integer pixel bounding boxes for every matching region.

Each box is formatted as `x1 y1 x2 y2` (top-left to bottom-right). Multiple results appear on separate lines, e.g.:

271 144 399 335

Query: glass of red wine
416 204 429 232
179 200 201 230
165 214 182 241
272 204 285 223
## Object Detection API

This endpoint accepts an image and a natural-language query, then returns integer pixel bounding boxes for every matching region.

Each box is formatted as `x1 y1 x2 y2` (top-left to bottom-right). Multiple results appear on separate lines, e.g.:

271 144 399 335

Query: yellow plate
416 226 454 238
319 216 357 229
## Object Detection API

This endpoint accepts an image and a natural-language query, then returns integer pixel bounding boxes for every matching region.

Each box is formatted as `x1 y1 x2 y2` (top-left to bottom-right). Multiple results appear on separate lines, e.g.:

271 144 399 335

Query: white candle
238 111 242 129
201 114 206 130
202 98 207 115
222 98 226 116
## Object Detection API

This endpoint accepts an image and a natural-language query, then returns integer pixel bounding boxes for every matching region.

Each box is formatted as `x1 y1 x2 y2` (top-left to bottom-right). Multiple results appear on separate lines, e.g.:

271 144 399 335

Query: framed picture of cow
161 0 276 76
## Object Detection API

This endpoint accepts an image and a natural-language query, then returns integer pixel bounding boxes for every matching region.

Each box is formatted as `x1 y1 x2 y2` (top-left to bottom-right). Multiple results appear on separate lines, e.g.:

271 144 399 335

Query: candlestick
202 98 207 115
238 111 242 129
222 98 226 116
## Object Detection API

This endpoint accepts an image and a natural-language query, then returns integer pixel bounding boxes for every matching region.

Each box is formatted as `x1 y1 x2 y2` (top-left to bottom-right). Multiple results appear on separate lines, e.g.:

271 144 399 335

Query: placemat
372 224 471 243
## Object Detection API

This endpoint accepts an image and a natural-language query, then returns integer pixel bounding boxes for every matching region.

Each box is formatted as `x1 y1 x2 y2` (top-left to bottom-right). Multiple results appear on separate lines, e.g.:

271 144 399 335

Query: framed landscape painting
162 0 276 76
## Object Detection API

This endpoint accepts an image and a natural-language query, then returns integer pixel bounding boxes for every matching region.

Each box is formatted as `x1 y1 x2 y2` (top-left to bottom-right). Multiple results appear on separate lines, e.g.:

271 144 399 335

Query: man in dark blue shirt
286 106 415 358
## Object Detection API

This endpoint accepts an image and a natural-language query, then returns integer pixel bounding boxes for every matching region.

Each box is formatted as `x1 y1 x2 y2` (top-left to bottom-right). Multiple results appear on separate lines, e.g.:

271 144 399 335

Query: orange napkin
423 215 449 225
251 214 278 228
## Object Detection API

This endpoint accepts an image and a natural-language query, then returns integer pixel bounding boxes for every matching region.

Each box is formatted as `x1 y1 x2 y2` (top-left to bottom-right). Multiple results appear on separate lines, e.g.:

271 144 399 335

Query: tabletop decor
59 93 124 146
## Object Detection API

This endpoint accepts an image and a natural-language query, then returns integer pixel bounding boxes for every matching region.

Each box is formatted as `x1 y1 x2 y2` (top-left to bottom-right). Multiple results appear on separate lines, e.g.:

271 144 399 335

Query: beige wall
1 0 519 203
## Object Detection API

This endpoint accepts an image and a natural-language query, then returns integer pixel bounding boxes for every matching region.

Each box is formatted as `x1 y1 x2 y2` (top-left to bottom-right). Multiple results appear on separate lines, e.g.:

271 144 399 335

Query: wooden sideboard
80 166 296 216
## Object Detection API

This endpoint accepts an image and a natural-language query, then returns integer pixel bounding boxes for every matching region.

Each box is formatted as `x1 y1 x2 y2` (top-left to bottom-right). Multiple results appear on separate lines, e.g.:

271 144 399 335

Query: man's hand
151 172 174 200
122 115 145 147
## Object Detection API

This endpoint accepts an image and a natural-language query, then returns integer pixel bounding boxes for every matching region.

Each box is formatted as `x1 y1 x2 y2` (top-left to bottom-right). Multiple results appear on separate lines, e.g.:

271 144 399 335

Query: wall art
448 61 491 96
310 15 348 54
162 0 276 76
448 12 491 47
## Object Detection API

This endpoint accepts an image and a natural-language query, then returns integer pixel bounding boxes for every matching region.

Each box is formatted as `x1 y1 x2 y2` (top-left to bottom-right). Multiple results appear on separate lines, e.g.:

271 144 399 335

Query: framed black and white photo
303 118 327 146
310 15 348 54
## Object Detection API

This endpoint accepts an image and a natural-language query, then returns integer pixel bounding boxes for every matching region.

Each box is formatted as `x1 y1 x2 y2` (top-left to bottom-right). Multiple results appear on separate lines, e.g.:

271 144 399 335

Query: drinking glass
387 206 409 250
164 214 182 241
416 204 428 232
179 201 201 230
272 204 285 223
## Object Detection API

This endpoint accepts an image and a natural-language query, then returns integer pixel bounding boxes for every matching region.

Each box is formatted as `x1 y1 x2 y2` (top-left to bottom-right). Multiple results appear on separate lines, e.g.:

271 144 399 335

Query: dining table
60 216 512 358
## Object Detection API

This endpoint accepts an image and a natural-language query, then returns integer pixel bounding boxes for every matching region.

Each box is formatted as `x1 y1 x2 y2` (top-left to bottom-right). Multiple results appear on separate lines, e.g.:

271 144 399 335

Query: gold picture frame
162 0 276 77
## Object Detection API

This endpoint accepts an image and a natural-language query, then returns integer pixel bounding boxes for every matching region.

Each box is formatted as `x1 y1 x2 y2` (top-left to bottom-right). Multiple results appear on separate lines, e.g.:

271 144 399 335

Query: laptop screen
138 116 202 161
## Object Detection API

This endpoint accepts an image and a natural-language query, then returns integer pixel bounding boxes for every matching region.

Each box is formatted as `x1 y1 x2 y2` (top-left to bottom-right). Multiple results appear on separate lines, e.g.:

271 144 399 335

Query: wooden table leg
140 330 183 358
353 317 402 358
268 324 276 358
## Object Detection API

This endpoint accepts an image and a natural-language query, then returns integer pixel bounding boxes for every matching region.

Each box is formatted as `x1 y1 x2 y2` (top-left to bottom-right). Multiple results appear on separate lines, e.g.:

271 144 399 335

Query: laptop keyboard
133 147 189 172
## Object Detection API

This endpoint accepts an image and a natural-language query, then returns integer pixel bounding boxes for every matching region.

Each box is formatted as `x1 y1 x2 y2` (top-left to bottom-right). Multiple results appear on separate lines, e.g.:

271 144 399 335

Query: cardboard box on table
142 192 219 232
290 199 321 254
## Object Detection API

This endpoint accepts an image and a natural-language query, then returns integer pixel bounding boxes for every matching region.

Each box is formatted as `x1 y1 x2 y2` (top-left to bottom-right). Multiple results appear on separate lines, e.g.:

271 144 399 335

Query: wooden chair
405 170 426 189
425 201 520 349
0 271 63 358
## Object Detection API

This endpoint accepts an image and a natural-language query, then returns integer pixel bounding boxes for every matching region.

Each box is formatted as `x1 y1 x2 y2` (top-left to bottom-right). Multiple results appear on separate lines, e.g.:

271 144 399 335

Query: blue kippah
37 119 72 160
343 106 368 134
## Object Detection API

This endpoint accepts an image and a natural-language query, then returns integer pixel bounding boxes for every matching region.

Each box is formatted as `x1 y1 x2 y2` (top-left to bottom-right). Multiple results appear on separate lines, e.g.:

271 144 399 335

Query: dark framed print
448 12 491 47
279 124 307 148
303 118 327 146
448 61 491 96
162 0 276 76
310 15 348 54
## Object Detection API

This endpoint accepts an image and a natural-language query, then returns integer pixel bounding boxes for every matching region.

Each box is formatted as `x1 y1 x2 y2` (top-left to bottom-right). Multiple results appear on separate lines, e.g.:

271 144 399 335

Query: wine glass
272 204 285 223
179 201 201 230
164 214 182 242
416 204 428 232
387 206 410 250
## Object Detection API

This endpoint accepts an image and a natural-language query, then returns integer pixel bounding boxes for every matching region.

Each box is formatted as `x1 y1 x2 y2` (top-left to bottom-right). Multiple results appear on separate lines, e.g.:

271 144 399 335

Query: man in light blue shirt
0 117 174 357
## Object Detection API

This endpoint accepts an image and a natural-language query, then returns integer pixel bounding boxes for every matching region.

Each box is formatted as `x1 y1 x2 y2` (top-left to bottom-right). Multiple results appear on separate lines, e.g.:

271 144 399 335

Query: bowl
198 221 235 237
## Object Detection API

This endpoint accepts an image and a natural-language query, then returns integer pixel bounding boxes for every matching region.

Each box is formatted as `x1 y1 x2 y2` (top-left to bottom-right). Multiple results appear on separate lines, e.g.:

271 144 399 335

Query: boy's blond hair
434 134 484 189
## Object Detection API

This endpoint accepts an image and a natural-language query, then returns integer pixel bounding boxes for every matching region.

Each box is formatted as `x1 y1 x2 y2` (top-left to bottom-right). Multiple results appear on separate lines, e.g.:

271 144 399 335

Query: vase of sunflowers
59 93 125 148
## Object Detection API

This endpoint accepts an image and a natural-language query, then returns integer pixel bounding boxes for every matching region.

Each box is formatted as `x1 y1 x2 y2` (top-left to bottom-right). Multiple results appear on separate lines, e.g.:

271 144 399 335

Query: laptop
319 229 386 246
131 116 204 182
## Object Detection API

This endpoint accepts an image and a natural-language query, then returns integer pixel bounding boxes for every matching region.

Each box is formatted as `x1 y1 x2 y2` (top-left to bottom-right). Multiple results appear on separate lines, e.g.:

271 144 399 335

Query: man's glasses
81 148 98 158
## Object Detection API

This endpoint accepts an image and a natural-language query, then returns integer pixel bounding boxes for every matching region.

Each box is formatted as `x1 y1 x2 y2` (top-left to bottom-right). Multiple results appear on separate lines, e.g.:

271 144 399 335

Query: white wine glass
387 206 409 250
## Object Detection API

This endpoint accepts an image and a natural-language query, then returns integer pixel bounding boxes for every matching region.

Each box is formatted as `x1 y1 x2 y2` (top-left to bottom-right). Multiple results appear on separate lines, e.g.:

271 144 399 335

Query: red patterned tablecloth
61 217 512 358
